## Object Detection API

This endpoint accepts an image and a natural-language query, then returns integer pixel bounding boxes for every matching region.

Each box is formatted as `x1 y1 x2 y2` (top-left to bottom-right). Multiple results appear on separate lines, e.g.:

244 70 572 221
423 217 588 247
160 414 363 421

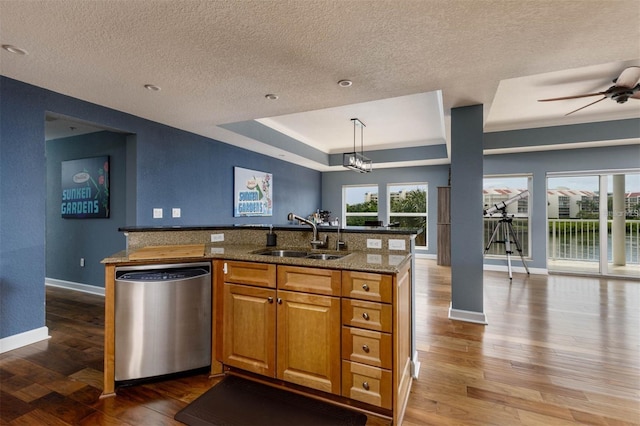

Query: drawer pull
362 312 370 320
362 344 370 353
362 283 370 291
362 381 370 391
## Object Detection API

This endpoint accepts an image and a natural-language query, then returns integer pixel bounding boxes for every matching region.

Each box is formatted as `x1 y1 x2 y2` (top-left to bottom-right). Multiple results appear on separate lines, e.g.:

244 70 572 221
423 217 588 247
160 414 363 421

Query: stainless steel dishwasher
114 262 211 382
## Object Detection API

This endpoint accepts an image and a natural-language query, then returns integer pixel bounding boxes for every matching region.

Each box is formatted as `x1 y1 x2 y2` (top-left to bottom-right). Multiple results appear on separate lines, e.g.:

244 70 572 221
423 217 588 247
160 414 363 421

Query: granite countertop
103 243 411 274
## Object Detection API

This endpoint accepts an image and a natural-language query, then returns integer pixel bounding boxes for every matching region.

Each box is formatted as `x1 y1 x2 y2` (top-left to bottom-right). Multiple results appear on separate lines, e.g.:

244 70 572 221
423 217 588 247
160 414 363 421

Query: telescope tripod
484 208 530 280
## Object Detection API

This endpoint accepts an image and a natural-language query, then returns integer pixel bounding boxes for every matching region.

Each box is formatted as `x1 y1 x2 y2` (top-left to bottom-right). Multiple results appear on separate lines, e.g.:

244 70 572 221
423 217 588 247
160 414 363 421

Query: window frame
386 182 428 248
342 184 379 226
482 174 532 259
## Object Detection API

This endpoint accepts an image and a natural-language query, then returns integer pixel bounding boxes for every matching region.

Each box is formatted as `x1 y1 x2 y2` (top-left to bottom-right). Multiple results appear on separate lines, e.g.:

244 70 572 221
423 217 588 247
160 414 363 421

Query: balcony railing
548 219 640 264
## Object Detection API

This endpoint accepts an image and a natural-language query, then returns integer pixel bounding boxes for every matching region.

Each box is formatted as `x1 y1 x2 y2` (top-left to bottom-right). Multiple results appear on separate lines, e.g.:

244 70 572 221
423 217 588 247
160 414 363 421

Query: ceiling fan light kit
538 66 640 116
343 118 372 173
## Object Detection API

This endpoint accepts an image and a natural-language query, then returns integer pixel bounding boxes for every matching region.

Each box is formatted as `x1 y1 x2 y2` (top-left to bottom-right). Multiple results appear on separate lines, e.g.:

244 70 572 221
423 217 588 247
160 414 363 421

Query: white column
612 174 626 266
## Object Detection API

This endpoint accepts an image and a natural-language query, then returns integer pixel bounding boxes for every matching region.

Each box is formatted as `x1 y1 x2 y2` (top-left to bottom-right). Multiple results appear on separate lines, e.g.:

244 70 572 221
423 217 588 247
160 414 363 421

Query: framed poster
61 156 110 218
234 167 272 217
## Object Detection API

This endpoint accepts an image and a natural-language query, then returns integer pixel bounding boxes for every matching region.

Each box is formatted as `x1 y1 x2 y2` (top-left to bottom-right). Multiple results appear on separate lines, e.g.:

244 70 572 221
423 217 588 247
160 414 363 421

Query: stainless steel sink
253 249 347 260
257 249 309 257
305 253 344 260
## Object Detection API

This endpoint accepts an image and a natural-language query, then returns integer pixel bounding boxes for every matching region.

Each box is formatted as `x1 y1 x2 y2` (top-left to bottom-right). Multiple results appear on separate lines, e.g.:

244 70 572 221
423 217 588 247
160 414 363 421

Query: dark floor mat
174 375 367 426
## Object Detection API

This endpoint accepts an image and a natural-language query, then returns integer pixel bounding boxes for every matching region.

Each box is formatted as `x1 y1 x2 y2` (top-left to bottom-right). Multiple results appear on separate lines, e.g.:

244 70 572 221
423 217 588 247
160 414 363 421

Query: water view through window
547 173 639 278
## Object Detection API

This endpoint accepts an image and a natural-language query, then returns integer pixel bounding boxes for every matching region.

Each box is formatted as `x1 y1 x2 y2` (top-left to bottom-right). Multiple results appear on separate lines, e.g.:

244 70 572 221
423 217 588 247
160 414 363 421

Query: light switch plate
388 239 406 250
366 238 382 249
211 233 224 242
153 208 163 219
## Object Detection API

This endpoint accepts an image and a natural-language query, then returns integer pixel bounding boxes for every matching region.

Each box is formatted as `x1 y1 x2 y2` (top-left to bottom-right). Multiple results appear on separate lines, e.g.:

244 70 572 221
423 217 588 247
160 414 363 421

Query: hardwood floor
1 260 638 425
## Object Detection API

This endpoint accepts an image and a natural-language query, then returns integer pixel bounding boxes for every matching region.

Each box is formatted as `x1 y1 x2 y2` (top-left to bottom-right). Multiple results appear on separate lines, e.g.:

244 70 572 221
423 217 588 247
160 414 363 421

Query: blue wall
46 131 128 287
0 77 321 339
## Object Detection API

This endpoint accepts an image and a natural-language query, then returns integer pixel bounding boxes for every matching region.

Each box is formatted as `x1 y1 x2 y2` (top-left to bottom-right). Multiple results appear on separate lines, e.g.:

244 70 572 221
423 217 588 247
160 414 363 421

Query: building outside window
483 175 531 257
343 185 378 226
387 183 427 248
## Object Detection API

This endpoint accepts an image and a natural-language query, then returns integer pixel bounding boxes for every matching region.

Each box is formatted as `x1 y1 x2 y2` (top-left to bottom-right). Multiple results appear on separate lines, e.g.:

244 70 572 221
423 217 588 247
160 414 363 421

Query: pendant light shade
342 118 372 173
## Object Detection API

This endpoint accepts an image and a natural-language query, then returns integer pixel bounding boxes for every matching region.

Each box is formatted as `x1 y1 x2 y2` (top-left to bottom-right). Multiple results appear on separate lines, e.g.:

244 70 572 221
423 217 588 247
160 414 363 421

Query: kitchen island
102 225 420 425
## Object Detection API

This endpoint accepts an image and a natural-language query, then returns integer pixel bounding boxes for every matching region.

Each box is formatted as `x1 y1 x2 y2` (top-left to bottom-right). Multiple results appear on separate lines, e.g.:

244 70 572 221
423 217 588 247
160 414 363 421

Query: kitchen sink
253 249 347 260
304 253 344 260
257 249 309 258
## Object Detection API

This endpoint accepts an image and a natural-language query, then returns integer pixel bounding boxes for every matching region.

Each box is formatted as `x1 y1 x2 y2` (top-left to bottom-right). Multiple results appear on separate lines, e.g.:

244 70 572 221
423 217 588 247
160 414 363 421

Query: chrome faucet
335 218 346 251
288 212 327 249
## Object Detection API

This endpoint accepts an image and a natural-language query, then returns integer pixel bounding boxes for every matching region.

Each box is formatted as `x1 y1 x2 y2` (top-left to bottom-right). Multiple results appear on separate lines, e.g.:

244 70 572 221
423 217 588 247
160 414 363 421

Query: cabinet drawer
342 326 392 369
278 265 341 296
342 271 392 303
223 261 276 288
342 299 392 333
342 361 392 409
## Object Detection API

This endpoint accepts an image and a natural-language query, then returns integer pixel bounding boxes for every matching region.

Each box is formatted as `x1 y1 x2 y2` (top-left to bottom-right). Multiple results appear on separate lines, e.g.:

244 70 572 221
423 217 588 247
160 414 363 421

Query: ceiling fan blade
615 66 640 88
630 92 640 100
538 92 606 102
565 96 607 116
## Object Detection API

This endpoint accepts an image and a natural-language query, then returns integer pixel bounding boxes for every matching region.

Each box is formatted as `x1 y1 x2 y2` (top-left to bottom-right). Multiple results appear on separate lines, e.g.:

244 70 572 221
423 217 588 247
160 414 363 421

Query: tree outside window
344 185 378 226
388 183 427 247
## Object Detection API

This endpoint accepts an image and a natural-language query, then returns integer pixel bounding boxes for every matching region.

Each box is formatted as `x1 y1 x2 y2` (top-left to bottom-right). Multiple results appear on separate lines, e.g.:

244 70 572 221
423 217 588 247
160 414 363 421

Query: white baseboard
45 278 105 296
448 303 488 324
411 350 421 379
483 264 548 275
0 326 50 354
415 253 436 260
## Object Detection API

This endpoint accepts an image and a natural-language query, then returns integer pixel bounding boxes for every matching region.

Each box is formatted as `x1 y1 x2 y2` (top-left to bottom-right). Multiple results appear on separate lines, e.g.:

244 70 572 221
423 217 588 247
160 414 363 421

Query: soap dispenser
266 225 277 247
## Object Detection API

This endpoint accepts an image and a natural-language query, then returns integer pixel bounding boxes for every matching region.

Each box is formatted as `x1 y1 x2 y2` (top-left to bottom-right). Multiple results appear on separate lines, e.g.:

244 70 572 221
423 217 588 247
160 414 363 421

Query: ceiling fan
538 66 640 116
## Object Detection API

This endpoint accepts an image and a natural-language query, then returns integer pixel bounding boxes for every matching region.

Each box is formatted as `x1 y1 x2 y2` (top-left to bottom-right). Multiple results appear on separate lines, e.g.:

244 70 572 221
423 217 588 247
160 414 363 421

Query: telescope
483 190 529 216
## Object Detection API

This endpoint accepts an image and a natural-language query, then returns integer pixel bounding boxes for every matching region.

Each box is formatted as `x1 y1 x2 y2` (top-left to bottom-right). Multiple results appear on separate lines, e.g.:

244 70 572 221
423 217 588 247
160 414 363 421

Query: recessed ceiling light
2 44 28 55
337 80 353 88
265 94 279 100
144 84 161 91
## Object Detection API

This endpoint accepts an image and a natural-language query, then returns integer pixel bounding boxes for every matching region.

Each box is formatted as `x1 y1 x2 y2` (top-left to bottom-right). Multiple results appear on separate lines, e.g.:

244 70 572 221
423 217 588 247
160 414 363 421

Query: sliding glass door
547 171 639 279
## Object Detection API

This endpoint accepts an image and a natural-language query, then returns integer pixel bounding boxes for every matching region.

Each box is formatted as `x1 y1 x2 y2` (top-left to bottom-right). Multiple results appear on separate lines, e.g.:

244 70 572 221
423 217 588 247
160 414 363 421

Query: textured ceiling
1 0 639 170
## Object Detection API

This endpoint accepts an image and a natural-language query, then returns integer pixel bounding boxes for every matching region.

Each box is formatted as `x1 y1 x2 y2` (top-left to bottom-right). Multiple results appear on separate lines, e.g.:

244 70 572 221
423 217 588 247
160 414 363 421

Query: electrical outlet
80 258 85 267
172 208 181 218
211 233 224 242
366 238 382 249
388 239 406 250
153 208 163 219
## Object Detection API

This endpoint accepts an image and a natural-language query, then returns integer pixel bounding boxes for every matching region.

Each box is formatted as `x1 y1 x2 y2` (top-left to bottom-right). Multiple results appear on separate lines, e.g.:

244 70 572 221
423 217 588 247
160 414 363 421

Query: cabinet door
222 283 276 377
276 290 341 395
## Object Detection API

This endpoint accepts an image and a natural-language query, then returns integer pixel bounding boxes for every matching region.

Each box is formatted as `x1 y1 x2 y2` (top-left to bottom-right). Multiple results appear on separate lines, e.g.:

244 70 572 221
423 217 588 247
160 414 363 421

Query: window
343 185 378 226
483 175 531 257
387 183 427 248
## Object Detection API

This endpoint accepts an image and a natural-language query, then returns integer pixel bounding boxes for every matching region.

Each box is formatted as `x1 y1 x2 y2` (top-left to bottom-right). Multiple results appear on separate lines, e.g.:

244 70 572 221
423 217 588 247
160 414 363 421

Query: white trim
448 303 488 324
45 278 105 296
411 351 421 379
483 264 548 275
415 252 435 260
0 326 50 354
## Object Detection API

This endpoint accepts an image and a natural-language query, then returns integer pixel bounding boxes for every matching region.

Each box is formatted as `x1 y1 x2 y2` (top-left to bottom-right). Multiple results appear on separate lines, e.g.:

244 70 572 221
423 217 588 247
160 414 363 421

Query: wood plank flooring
1 260 639 425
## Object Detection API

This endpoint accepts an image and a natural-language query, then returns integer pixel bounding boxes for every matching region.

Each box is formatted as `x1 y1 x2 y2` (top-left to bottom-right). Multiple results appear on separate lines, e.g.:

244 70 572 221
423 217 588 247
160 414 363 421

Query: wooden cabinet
221 283 276 377
340 270 394 410
277 290 341 394
216 259 412 424
217 261 341 395
437 186 451 266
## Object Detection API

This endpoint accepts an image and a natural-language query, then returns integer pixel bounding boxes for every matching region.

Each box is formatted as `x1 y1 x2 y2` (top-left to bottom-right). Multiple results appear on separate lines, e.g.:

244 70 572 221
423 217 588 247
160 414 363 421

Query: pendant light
342 118 372 173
